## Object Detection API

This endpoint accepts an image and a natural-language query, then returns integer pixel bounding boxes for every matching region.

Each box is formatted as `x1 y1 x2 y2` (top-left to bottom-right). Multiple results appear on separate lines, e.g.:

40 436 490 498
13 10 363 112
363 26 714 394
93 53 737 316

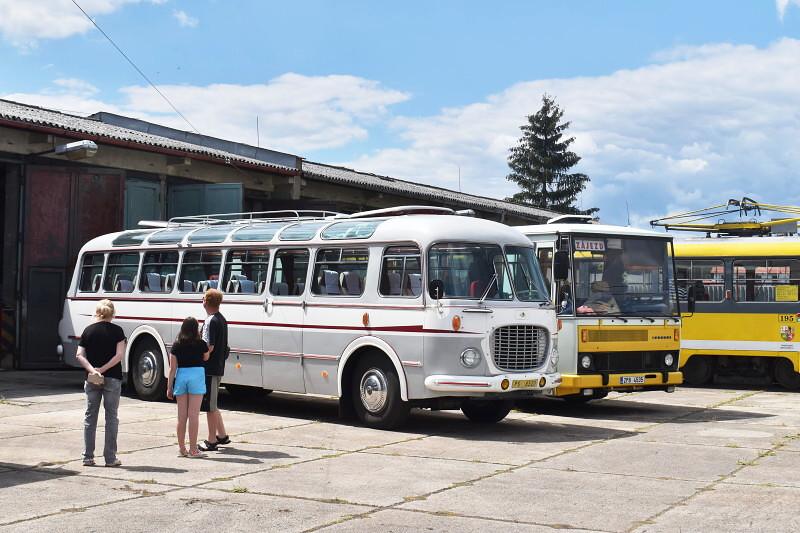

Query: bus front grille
492 325 547 371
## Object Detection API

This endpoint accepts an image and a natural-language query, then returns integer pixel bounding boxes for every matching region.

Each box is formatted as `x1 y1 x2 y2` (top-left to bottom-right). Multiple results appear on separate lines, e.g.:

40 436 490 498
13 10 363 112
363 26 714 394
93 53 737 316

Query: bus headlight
459 348 482 368
664 353 675 367
548 345 559 371
580 354 592 370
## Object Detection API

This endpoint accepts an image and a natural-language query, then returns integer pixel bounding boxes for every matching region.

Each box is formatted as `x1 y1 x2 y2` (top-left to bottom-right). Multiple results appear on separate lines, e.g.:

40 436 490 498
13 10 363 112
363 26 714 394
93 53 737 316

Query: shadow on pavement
203 447 295 465
0 463 79 490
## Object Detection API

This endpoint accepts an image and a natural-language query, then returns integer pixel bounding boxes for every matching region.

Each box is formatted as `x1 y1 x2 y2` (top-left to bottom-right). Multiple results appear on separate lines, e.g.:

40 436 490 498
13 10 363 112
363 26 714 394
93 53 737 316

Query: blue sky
2 1 800 225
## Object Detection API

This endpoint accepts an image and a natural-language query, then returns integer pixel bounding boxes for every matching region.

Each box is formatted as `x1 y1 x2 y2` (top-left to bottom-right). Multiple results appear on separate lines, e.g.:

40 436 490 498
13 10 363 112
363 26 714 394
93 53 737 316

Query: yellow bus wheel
682 356 714 386
773 359 800 390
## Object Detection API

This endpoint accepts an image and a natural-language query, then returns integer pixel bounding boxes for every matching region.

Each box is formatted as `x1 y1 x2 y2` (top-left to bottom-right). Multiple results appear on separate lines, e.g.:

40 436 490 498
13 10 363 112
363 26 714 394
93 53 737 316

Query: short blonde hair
95 299 115 320
204 288 223 308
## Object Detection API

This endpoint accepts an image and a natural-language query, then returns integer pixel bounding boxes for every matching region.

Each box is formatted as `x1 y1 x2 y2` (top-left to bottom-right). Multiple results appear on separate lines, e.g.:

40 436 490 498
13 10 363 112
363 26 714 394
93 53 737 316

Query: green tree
505 95 597 215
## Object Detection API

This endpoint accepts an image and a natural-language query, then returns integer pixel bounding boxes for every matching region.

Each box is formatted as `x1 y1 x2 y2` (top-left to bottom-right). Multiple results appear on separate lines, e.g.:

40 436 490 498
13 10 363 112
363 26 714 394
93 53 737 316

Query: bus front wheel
131 339 166 401
681 356 714 386
774 359 800 390
351 353 409 430
461 399 512 424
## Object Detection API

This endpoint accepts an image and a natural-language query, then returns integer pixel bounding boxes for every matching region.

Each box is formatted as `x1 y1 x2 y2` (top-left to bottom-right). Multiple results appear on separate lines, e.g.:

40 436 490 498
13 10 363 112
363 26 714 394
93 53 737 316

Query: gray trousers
83 377 122 463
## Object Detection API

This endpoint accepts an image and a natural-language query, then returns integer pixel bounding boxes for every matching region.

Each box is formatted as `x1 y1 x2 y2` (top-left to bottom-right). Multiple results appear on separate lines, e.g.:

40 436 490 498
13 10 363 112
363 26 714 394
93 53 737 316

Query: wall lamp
30 140 99 160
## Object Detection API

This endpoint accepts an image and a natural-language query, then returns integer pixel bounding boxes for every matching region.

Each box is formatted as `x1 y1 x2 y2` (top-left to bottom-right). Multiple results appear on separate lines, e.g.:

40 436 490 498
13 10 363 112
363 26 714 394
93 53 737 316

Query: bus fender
338 336 409 401
125 326 168 376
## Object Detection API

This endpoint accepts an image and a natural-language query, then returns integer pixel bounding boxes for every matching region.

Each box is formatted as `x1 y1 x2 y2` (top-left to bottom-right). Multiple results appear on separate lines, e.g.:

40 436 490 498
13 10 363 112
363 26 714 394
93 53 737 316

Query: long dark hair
175 316 201 346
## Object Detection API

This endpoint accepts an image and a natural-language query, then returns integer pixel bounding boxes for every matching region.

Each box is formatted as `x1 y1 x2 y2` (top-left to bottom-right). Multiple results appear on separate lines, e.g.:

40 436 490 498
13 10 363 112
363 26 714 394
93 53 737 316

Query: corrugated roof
0 98 298 174
302 161 561 222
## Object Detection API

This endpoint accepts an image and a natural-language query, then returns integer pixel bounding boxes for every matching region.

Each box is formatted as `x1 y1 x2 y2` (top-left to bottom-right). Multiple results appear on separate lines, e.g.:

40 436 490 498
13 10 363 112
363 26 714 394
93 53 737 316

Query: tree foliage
505 95 597 215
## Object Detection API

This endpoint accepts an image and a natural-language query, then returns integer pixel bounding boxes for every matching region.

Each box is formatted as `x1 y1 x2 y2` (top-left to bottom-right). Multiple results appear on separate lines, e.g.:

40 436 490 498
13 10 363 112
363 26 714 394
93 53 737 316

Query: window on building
78 254 105 292
270 249 310 296
675 259 725 302
179 250 223 293
103 253 140 293
733 259 800 302
139 251 179 293
379 246 422 297
312 248 369 296
222 249 269 294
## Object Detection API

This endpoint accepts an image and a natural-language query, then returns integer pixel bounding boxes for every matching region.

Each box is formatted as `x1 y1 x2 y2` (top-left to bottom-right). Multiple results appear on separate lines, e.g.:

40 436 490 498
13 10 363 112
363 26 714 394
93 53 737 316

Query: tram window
379 246 422 297
222 249 270 294
312 248 369 296
733 259 800 302
78 254 105 292
103 253 140 293
675 259 724 302
270 249 310 296
140 251 179 293
179 250 223 293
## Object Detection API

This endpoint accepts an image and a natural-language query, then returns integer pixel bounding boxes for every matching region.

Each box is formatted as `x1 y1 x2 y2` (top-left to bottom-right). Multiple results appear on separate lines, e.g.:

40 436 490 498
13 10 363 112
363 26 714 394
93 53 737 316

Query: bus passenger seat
92 274 102 292
294 282 305 295
469 280 480 297
182 279 195 292
239 279 256 293
115 278 133 292
387 272 402 295
257 281 266 294
323 270 341 295
197 281 209 292
226 279 241 293
273 282 289 295
207 280 218 289
341 271 363 295
164 273 175 292
146 272 162 292
407 273 422 296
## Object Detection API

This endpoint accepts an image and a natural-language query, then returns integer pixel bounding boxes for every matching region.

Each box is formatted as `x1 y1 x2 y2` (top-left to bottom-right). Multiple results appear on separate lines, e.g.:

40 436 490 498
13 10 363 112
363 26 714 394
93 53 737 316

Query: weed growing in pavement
231 486 248 493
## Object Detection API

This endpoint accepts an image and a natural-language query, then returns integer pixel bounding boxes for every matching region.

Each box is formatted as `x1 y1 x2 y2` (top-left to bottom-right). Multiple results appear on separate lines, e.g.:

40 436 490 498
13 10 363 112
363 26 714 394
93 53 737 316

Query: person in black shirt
167 317 209 458
76 299 126 467
198 289 230 452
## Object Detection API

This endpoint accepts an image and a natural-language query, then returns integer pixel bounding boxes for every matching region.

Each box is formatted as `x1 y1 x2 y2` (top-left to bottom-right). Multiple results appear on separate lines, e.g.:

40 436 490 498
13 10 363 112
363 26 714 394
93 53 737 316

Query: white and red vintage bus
58 207 560 428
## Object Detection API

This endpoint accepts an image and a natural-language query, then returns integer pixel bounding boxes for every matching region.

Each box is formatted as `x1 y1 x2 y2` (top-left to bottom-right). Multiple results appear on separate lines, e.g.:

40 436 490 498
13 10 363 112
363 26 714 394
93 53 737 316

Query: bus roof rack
159 209 342 228
340 206 455 219
650 197 800 236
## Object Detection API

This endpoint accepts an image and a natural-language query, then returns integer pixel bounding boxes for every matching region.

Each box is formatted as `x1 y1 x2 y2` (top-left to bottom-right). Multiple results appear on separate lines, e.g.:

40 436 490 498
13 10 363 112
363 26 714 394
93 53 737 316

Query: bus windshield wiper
478 273 498 306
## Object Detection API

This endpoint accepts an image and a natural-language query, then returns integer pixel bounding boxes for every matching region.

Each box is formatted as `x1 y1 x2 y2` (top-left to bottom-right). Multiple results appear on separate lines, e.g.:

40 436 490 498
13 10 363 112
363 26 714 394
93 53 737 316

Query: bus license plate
620 376 645 385
512 379 536 389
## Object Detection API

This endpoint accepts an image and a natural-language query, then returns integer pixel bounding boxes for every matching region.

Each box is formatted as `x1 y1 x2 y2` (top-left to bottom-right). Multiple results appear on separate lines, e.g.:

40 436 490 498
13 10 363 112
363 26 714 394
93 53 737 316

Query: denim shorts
174 367 206 396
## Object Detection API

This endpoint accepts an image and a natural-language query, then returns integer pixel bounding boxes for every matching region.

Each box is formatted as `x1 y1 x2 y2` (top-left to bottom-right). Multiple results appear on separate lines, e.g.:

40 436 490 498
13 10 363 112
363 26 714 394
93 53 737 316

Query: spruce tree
505 95 597 215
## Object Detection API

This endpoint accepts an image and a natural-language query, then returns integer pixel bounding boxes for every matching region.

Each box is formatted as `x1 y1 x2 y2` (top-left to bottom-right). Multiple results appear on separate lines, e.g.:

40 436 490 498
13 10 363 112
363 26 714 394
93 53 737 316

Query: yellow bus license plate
620 376 645 385
512 379 536 388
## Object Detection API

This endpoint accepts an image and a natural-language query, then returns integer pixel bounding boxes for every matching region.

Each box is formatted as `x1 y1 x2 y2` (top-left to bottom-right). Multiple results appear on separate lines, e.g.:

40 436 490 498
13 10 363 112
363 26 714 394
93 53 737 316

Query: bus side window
734 259 800 302
311 248 369 297
78 253 105 292
537 248 554 289
179 250 223 293
223 249 270 294
140 251 179 293
379 246 422 298
103 253 140 293
677 259 723 302
270 249 310 297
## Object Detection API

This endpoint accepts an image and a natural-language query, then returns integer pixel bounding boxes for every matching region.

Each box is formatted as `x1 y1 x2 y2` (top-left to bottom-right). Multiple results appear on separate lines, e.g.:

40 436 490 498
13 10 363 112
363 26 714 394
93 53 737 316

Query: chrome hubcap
359 368 388 413
138 350 158 388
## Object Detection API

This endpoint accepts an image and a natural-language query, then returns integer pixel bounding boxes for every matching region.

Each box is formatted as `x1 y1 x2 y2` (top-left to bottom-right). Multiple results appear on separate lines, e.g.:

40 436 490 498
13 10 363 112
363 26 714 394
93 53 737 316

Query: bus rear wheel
351 353 409 430
461 399 512 424
682 356 714 386
774 359 800 390
131 339 166 401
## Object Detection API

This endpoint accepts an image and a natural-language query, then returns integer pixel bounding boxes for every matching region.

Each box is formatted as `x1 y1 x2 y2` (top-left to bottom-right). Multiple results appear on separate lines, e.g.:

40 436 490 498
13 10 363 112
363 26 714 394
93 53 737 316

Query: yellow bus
674 236 800 389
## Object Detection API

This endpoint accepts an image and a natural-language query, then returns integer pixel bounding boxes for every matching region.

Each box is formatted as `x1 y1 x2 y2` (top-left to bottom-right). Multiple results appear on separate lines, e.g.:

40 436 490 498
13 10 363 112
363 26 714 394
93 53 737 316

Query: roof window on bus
428 243 512 300
112 230 155 247
231 222 288 242
140 251 179 293
675 259 725 302
78 253 105 292
222 249 269 294
179 250 223 293
312 248 369 296
321 220 382 240
279 222 326 241
188 226 235 244
103 253 140 293
147 228 193 245
270 249 310 296
733 259 800 303
379 246 422 298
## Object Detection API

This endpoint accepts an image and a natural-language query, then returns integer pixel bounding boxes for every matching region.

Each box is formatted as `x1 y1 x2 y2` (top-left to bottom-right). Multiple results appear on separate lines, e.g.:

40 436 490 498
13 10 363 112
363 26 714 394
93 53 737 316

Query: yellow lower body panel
555 371 683 396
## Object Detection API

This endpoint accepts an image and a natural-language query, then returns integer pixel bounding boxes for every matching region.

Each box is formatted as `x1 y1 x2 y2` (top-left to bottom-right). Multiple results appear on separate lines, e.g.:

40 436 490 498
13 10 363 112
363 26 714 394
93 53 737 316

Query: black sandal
198 440 218 452
216 435 230 445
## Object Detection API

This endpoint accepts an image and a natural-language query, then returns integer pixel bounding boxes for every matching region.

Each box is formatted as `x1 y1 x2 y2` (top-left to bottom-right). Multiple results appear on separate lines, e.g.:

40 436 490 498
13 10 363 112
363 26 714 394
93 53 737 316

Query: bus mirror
429 280 444 300
553 250 570 280
687 285 696 314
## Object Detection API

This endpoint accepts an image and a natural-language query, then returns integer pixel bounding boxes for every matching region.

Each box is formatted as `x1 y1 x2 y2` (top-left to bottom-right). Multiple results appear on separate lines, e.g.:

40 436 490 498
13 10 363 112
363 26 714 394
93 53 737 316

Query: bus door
263 248 308 393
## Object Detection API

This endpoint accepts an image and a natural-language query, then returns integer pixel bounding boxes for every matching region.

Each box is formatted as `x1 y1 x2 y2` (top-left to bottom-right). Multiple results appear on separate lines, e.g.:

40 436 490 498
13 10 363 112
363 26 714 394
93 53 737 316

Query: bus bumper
425 372 561 393
553 371 683 397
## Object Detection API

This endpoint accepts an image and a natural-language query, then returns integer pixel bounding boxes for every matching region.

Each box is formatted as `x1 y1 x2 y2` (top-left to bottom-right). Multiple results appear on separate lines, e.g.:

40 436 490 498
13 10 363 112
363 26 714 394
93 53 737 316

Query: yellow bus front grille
586 330 649 342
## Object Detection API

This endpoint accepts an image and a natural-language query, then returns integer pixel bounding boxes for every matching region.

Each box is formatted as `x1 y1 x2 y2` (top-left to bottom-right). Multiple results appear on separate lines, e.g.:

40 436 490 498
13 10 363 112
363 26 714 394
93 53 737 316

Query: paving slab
206 451 504 507
402 465 703 532
631 421 796 450
2 405 174 431
0 422 62 439
2 486 370 533
613 387 744 408
633 482 800 532
318 508 590 532
239 420 421 451
535 438 760 482
0 399 90 418
725 450 800 488
0 468 172 526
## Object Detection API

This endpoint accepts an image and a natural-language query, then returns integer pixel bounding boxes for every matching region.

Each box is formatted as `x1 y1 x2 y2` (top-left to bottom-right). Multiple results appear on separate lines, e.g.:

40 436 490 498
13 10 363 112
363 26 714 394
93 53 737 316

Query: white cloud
2 73 410 152
343 38 800 225
0 0 165 49
172 9 197 28
777 0 800 20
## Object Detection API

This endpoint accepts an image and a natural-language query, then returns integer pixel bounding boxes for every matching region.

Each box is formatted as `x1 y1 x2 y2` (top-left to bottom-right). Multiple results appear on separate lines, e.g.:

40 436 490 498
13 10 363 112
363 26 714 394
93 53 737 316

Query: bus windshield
571 235 677 316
